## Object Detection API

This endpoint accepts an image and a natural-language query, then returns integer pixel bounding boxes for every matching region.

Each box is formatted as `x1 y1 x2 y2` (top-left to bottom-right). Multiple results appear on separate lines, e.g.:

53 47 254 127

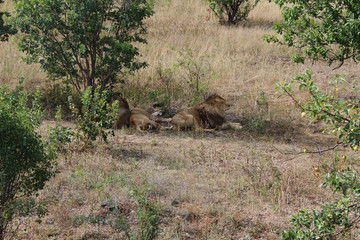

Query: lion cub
171 94 230 130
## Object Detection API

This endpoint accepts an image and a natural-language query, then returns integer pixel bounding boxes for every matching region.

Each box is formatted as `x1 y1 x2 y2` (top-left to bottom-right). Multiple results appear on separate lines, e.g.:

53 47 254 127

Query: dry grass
2 0 360 239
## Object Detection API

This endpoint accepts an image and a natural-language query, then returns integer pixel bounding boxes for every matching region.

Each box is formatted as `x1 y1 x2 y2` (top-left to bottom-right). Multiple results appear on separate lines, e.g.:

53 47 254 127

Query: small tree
277 72 360 239
0 86 56 239
264 0 360 67
0 0 16 41
265 0 360 238
12 0 154 93
208 0 260 25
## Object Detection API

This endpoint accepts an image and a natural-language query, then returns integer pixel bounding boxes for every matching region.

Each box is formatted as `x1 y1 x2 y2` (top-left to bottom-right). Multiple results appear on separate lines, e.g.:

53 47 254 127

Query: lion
170 94 230 130
130 107 166 132
111 94 131 129
111 94 171 132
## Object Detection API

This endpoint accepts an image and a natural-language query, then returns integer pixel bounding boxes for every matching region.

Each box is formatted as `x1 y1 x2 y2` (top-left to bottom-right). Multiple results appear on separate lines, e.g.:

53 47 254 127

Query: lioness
111 94 170 132
111 94 131 129
130 108 166 132
171 94 230 130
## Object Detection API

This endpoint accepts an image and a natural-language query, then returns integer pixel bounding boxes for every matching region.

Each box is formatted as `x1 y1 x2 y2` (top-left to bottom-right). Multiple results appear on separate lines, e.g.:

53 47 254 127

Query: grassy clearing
2 0 360 239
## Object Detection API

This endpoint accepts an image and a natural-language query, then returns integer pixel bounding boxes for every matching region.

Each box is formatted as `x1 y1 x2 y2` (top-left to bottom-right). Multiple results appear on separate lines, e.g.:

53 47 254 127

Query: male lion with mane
171 94 230 130
111 94 170 132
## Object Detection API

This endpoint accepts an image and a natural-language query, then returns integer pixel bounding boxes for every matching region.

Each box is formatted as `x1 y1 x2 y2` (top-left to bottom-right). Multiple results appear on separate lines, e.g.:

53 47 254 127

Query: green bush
208 0 260 25
70 86 119 147
276 72 360 239
0 86 56 239
12 0 154 92
0 0 16 41
264 0 360 66
266 1 360 237
130 185 160 240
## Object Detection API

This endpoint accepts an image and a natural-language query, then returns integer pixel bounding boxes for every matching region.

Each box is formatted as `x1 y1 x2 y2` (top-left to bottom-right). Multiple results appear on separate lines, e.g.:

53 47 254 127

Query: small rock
101 199 117 210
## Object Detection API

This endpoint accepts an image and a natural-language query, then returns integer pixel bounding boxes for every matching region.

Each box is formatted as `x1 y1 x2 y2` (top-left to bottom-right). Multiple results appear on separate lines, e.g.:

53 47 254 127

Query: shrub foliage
264 0 360 66
0 86 56 239
266 0 360 238
12 0 154 92
208 0 260 25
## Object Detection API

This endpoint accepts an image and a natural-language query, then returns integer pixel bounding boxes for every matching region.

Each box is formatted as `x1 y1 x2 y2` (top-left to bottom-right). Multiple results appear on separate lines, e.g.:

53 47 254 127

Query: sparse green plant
241 152 281 199
71 180 160 240
173 48 216 105
117 48 217 110
12 0 154 93
208 0 260 25
0 86 57 239
130 185 160 240
241 91 270 134
41 80 81 119
47 106 74 155
69 85 119 147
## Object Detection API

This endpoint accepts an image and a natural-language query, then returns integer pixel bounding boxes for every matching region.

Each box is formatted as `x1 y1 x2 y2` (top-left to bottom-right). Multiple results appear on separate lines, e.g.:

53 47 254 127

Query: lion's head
203 94 230 111
199 94 230 128
171 94 230 130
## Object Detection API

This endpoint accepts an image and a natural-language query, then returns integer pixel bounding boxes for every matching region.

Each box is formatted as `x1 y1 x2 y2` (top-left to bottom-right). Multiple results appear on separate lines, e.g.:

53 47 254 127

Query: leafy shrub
0 86 56 239
276 72 360 239
208 0 260 25
130 185 160 240
12 0 154 92
69 85 119 147
0 0 16 41
266 1 360 236
264 0 360 66
47 106 74 155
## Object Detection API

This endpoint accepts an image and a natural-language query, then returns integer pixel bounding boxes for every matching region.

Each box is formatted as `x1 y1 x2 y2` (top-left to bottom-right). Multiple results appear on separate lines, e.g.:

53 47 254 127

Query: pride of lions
111 93 231 132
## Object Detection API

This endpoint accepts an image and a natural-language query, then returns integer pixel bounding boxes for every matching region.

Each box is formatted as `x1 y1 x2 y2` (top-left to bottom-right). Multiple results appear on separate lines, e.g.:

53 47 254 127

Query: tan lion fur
130 108 165 132
111 94 171 132
170 94 230 130
111 94 131 129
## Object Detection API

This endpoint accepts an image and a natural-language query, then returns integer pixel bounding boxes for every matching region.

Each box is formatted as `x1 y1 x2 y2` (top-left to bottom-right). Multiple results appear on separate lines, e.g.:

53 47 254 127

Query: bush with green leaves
208 0 260 25
0 0 16 41
129 185 160 240
276 73 360 239
265 0 360 238
69 85 119 147
173 48 216 105
264 0 360 66
47 106 74 155
0 86 56 239
12 0 154 92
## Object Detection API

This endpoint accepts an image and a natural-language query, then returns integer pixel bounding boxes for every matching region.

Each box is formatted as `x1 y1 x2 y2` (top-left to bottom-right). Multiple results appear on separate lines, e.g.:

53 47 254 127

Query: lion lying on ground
170 94 230 130
111 94 171 132
111 94 131 129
